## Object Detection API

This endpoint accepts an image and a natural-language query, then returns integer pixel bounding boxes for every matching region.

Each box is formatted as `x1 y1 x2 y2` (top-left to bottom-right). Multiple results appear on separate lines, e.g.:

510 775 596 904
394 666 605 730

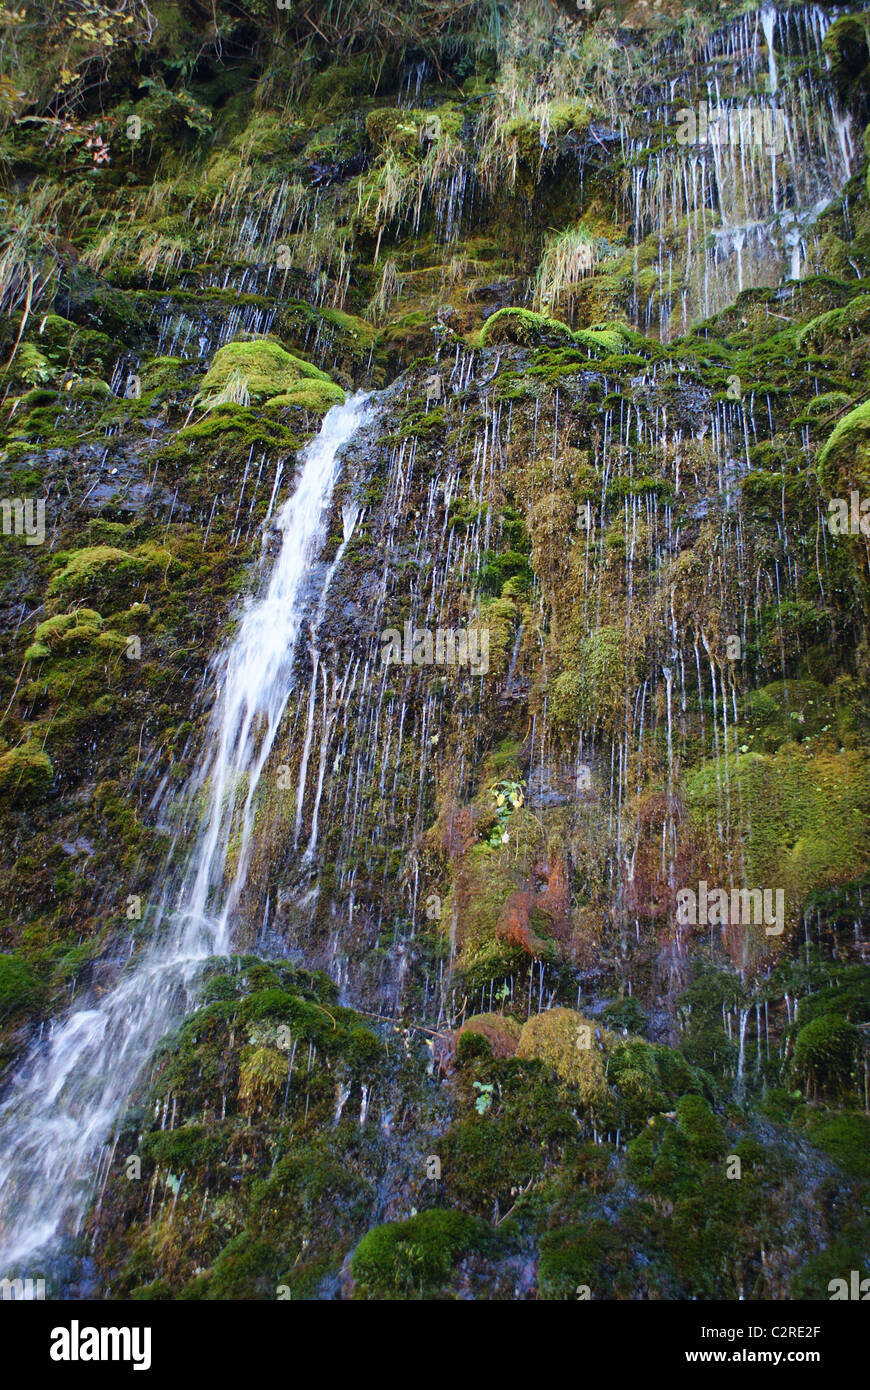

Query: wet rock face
0 0 869 1299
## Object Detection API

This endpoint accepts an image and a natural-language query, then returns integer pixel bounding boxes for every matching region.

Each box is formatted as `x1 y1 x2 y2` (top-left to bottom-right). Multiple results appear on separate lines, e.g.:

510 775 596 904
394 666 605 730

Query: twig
0 660 26 727
496 1174 537 1226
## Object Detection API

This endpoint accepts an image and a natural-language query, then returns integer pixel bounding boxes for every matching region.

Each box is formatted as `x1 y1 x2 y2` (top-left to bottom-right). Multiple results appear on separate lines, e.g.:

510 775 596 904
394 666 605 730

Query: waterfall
3 0 869 1307
0 393 373 1278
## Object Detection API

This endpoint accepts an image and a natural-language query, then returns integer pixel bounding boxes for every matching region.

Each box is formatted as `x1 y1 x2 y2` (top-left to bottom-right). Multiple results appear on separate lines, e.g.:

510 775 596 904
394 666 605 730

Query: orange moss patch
495 854 571 956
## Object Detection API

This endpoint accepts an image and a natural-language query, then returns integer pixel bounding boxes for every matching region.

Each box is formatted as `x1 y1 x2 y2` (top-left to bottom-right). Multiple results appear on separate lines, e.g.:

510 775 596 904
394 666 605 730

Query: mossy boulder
799 294 870 353
793 1013 860 1099
365 108 427 154
67 376 113 402
25 609 105 660
0 744 53 802
801 391 852 420
574 323 631 355
171 406 301 458
11 342 52 385
479 307 574 347
195 337 338 408
454 1011 522 1060
822 14 870 112
817 398 870 497
350 1209 495 1299
47 544 173 604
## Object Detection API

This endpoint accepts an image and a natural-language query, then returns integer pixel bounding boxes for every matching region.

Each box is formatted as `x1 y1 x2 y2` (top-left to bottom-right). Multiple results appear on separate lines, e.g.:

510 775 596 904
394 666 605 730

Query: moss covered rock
0 744 53 802
47 545 173 604
25 609 105 661
479 307 575 347
793 1013 860 1099
195 338 339 408
454 1011 522 1061
818 398 870 496
350 1209 496 1299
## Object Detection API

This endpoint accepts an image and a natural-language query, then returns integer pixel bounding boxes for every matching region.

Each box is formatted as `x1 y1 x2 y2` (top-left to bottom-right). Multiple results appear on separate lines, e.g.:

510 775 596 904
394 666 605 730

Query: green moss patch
351 1209 497 1299
266 379 345 413
479 308 575 348
818 398 870 495
47 545 174 605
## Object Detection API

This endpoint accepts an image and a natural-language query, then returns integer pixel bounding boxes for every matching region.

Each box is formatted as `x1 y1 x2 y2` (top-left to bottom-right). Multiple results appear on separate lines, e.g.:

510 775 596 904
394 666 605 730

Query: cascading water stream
0 392 373 1279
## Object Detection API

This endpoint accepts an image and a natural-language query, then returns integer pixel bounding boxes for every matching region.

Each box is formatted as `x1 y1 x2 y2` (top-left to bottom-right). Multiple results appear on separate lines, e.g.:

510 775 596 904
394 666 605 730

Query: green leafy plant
484 778 524 846
473 1081 494 1114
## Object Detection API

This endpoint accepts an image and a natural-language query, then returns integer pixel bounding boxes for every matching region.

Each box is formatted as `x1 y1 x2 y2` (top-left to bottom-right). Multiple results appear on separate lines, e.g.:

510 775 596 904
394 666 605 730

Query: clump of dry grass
534 223 598 319
366 258 402 324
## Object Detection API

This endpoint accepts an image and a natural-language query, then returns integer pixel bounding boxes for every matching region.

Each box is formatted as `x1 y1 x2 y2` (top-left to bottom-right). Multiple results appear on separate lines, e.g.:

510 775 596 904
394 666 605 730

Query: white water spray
0 392 372 1275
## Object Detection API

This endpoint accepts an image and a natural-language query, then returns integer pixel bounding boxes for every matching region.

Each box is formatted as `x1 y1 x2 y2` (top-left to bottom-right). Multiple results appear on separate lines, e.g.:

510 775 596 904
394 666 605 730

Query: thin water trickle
761 5 779 95
0 393 373 1277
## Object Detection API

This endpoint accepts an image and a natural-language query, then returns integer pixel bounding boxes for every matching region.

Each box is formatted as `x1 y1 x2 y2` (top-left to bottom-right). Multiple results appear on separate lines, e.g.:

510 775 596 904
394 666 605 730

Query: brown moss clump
455 1012 522 1059
496 853 572 953
515 1007 612 1102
